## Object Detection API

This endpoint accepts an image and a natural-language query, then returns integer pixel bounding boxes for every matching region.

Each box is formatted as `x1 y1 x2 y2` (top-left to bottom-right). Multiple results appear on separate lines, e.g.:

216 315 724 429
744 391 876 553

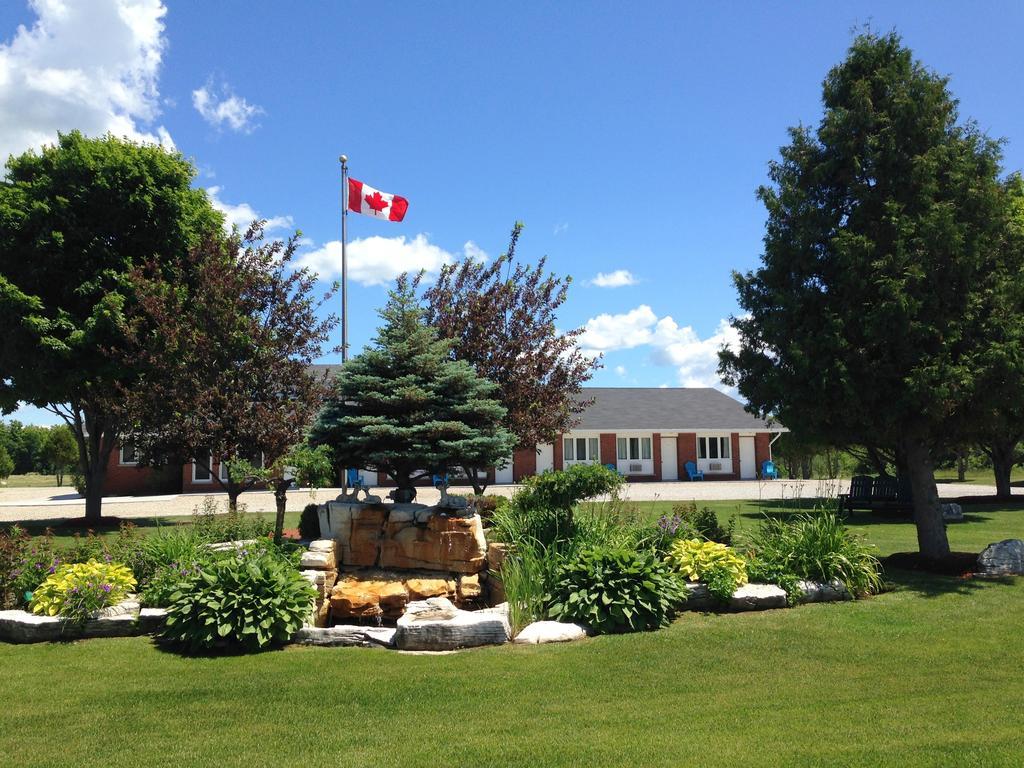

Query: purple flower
101 584 111 593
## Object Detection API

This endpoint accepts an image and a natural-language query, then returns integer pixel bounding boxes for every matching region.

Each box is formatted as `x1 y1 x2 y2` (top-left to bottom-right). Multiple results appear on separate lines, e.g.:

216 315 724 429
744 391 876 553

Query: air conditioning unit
629 463 643 473
710 462 722 471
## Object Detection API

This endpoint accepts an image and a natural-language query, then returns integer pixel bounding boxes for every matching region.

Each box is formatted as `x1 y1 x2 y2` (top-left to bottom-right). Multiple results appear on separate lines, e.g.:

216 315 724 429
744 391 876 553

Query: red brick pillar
599 433 617 467
730 433 741 478
653 433 662 481
553 434 564 471
678 433 697 479
513 448 537 481
754 433 771 476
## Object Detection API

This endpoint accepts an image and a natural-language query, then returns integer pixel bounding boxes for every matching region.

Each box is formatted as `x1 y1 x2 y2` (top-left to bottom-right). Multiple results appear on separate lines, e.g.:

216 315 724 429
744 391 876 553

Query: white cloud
580 304 740 391
614 365 627 377
295 234 482 287
192 77 263 132
591 269 639 288
0 0 173 164
207 185 293 233
462 240 488 262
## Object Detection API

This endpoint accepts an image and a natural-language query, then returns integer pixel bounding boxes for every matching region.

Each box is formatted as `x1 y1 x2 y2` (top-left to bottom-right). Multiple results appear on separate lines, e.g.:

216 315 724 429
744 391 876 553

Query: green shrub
494 465 625 548
548 546 684 634
667 539 748 584
496 541 559 634
298 503 321 540
469 494 509 521
190 497 274 543
10 529 59 605
743 512 883 597
0 525 30 608
30 559 136 622
141 560 205 608
161 552 315 653
671 502 736 544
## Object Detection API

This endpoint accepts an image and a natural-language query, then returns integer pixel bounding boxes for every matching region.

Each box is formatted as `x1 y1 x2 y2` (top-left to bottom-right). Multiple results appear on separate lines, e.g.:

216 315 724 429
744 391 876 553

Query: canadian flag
347 177 409 222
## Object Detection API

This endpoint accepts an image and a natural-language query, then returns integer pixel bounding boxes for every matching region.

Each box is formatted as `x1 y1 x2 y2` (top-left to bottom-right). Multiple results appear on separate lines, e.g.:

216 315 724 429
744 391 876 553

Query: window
193 450 212 482
698 436 731 461
565 437 600 462
219 451 265 482
617 436 652 461
119 442 138 465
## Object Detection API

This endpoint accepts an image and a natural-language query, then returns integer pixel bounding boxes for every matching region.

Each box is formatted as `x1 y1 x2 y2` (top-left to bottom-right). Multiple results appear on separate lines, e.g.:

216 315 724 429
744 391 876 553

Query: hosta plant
162 552 316 653
30 560 136 623
547 546 684 634
666 539 748 602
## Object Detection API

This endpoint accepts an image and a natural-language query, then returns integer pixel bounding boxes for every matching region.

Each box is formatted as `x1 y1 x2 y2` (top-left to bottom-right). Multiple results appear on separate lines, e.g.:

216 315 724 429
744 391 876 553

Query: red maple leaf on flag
364 191 390 213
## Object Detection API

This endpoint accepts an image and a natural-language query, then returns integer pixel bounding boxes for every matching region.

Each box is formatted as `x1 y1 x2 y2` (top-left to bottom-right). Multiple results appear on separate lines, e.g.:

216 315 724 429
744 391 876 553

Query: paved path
0 479 1011 524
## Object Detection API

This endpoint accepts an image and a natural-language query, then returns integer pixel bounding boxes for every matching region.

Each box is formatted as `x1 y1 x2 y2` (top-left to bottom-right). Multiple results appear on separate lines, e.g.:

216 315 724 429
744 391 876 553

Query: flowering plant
30 559 136 623
8 528 61 606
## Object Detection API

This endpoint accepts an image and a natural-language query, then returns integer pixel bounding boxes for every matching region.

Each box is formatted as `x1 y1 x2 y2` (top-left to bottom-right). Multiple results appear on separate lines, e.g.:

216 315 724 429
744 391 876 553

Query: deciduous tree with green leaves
0 132 223 521
42 426 78 487
719 32 1009 559
311 275 515 502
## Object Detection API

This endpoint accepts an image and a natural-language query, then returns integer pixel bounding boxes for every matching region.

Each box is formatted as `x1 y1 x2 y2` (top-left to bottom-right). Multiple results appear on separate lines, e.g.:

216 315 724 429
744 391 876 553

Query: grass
933 466 1024 486
1 503 1022 766
0 472 61 488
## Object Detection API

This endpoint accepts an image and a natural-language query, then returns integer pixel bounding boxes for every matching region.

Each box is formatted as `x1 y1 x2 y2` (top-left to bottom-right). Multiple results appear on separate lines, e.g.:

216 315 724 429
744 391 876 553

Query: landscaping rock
682 582 716 611
0 610 63 643
729 583 788 611
82 613 139 638
457 573 482 602
405 577 456 601
207 539 258 553
380 513 487 574
308 539 337 554
292 625 395 648
514 621 587 645
487 542 509 570
796 579 850 603
138 608 168 633
300 549 336 570
942 503 964 522
394 597 509 651
976 539 1024 577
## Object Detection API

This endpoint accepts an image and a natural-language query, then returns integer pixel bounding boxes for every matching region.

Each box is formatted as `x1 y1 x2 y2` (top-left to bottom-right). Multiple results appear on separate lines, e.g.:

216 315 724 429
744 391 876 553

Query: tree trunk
956 450 966 483
901 432 950 560
227 490 240 514
78 409 115 524
800 457 812 480
273 482 288 545
989 438 1016 500
464 466 487 495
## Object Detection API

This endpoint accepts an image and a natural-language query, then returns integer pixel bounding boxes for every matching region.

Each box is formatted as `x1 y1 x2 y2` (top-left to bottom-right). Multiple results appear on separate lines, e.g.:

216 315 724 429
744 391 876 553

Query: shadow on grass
1 516 190 539
881 565 1019 598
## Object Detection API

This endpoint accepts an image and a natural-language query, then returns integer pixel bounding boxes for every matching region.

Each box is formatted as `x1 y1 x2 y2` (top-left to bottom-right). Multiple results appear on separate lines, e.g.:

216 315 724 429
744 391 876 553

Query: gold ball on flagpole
339 154 347 164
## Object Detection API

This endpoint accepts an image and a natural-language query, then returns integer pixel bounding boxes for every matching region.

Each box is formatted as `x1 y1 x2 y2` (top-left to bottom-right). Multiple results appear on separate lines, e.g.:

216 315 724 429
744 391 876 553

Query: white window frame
563 435 600 466
119 442 139 466
696 434 733 474
615 434 654 475
192 452 213 483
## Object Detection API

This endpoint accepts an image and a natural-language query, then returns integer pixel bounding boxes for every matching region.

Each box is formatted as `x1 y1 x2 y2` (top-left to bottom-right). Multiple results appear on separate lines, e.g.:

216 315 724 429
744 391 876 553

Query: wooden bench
838 474 913 516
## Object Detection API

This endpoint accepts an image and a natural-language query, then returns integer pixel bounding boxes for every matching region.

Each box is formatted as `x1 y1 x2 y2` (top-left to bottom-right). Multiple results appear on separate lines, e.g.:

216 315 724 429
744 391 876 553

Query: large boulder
941 503 964 522
329 578 409 620
394 597 510 651
795 579 850 603
292 625 395 648
976 539 1024 577
380 513 487 574
514 621 587 645
0 610 64 643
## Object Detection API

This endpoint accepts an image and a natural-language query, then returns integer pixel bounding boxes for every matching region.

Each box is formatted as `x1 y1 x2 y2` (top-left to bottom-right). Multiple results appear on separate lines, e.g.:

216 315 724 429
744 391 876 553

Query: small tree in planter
311 275 515 503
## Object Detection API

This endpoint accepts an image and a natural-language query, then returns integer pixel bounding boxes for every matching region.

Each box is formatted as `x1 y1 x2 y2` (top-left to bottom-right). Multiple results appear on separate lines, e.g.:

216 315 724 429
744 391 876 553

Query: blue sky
3 1 1024 425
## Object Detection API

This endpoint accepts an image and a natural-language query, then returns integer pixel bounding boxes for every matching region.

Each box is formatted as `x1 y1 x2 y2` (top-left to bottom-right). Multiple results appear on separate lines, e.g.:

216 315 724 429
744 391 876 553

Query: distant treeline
0 421 75 475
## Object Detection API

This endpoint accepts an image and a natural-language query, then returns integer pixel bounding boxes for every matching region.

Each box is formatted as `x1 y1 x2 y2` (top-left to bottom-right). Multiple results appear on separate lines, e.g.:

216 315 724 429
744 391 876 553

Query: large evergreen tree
310 275 515 501
0 132 222 521
719 32 1008 559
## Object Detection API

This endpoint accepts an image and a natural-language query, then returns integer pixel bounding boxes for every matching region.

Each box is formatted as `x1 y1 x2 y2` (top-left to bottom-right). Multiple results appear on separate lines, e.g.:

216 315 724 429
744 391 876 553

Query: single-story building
103 382 783 496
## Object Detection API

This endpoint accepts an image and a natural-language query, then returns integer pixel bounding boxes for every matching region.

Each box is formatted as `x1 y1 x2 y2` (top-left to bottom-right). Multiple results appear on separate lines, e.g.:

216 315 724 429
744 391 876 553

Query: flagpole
339 154 349 498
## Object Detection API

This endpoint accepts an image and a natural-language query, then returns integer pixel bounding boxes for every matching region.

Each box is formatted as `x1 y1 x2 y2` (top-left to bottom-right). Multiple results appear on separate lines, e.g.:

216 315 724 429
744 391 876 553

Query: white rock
977 539 1024 577
82 613 139 638
292 625 395 648
514 621 587 644
138 608 168 633
0 610 64 643
308 539 337 554
729 583 788 611
300 569 327 587
942 503 964 522
299 549 336 570
796 579 850 603
206 539 259 553
395 597 510 651
682 582 716 611
475 602 509 618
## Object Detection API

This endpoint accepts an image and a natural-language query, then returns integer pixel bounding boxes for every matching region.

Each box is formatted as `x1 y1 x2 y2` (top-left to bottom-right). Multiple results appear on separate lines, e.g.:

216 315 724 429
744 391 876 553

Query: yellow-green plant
667 539 748 585
30 559 136 622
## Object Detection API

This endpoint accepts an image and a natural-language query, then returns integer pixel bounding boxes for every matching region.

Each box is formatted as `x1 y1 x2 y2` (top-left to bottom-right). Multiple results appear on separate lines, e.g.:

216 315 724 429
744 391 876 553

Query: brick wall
652 432 662 481
730 433 741 478
104 450 181 496
755 433 771 475
677 433 697 479
513 447 537 482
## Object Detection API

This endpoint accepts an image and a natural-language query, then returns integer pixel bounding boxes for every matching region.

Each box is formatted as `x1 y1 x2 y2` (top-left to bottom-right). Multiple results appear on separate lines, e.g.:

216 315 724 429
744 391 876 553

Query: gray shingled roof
309 365 780 432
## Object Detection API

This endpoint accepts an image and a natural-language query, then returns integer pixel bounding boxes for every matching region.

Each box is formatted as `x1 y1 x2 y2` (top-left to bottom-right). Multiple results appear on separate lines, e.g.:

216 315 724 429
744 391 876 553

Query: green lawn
1 504 1022 766
933 466 1024 486
0 472 61 488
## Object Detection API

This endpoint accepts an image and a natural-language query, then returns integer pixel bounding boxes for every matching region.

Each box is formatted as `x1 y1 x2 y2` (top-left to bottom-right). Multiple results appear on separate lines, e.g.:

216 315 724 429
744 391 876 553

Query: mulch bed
881 551 980 578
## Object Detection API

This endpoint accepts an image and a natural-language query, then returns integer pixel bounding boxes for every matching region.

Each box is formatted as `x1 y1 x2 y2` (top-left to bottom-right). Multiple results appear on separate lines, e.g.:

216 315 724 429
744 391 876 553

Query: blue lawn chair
432 473 449 489
346 467 365 490
761 460 779 480
685 461 704 481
